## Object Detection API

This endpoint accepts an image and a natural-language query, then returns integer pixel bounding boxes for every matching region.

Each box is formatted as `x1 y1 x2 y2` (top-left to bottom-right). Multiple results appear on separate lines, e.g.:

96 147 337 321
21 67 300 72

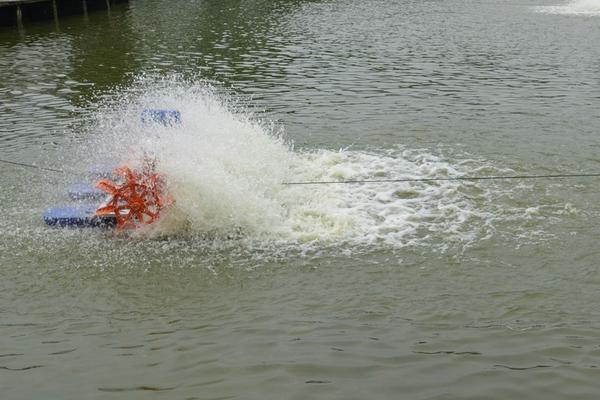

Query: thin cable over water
282 173 600 185
0 158 65 174
4 157 600 185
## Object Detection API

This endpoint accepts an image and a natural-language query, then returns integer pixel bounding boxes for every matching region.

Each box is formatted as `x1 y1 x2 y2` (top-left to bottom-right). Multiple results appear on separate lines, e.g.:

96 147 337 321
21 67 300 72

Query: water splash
535 0 600 15
75 75 491 250
0 75 576 272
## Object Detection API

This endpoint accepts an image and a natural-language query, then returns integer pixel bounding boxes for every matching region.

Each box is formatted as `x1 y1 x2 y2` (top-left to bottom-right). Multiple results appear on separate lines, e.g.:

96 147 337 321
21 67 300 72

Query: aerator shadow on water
43 109 180 229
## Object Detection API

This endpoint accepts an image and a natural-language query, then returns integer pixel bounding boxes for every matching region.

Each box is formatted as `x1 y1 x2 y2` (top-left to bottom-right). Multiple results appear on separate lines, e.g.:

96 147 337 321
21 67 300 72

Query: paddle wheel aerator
95 163 173 231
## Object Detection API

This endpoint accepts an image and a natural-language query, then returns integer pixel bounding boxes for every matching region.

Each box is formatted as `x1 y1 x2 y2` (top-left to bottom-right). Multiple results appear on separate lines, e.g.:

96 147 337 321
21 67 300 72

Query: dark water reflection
2 0 598 157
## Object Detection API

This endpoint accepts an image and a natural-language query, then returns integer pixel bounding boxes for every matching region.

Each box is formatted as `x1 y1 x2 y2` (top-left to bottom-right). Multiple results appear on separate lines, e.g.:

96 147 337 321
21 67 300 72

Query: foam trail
77 76 500 251
536 0 600 15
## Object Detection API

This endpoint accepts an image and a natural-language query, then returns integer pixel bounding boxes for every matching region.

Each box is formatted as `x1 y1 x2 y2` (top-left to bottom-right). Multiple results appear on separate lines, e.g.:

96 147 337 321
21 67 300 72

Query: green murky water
1 0 600 398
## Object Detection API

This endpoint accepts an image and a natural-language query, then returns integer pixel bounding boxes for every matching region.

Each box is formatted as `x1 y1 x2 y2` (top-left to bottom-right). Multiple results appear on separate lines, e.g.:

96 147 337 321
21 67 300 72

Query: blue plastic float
43 205 116 227
43 109 180 228
67 183 106 201
140 109 181 126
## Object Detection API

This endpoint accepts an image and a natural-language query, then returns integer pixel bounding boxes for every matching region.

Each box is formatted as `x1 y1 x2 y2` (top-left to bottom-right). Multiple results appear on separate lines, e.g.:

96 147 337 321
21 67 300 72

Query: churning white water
71 76 545 252
536 0 600 15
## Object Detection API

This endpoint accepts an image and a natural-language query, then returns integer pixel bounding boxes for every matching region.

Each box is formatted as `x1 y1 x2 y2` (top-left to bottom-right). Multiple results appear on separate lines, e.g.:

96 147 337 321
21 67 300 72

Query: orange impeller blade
94 161 172 231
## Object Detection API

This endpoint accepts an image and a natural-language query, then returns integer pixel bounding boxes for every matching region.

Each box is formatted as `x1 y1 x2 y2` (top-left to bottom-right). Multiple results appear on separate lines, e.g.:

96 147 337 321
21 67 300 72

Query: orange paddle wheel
95 162 173 230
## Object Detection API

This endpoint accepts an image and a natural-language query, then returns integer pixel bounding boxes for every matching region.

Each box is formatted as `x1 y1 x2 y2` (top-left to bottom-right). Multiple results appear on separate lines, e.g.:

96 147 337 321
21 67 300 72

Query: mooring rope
4 157 600 185
282 173 600 185
0 158 65 173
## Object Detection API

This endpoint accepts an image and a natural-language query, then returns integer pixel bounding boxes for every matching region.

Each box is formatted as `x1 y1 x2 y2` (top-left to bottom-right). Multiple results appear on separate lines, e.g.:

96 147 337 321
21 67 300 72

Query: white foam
536 0 600 15
75 76 510 253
